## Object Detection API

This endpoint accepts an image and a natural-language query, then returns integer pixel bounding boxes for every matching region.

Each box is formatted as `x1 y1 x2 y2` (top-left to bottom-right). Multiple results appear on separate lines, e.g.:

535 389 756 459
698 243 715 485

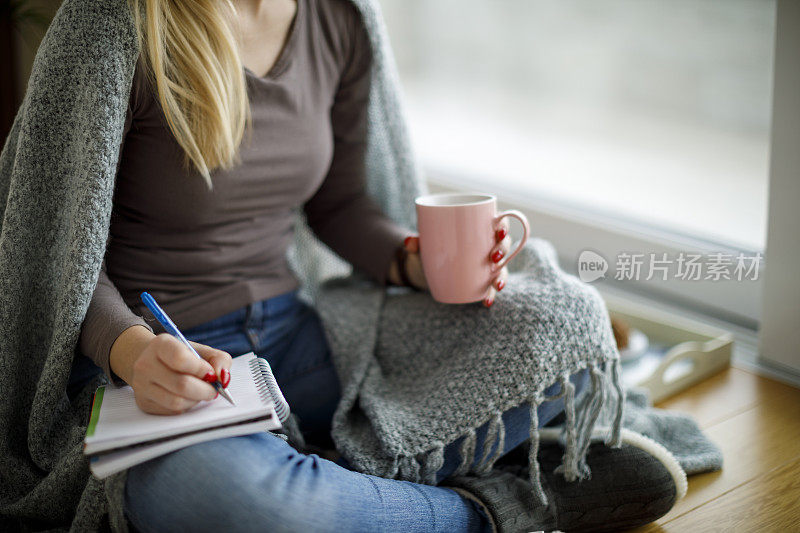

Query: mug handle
493 210 530 271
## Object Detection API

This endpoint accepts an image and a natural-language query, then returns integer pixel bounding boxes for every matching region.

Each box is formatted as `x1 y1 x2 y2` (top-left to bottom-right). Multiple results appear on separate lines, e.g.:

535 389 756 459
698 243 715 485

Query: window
379 0 776 326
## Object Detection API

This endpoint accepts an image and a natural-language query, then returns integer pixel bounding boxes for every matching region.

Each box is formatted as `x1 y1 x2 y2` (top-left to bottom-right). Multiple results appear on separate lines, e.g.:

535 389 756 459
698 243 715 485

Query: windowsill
599 284 800 390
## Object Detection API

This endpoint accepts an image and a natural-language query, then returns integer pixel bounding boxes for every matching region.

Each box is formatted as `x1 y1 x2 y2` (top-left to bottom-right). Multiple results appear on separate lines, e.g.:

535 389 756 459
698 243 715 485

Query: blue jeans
120 290 588 533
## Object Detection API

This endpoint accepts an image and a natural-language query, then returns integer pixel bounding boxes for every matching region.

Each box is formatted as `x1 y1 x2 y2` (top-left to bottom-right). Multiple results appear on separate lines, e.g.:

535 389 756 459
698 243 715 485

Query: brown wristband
394 245 416 289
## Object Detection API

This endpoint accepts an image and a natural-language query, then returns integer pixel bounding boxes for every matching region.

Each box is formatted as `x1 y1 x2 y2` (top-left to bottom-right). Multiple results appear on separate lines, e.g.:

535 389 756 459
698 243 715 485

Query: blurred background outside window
379 0 776 252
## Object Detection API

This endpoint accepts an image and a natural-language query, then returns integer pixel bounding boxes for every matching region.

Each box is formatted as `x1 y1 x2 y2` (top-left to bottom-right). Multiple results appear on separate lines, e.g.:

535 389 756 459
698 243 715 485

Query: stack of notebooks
84 352 289 479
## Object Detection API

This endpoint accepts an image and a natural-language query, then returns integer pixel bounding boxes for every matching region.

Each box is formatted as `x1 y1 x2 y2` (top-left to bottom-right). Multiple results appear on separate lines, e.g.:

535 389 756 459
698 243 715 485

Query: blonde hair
129 0 249 186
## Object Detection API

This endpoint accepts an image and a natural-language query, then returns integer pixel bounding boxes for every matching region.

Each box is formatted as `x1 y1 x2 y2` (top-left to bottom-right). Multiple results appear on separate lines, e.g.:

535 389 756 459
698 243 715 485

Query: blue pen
140 292 236 406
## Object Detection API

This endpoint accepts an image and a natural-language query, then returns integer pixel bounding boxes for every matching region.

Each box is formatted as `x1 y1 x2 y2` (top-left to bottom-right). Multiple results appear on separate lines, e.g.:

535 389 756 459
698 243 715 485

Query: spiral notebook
84 352 289 479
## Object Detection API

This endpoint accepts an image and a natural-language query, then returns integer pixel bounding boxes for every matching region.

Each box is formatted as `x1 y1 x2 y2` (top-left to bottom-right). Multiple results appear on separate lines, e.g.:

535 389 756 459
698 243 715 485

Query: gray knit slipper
442 470 558 533
497 427 687 532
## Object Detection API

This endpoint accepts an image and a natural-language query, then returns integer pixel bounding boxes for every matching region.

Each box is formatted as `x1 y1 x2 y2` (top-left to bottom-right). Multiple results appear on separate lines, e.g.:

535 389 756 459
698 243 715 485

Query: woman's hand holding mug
402 217 512 307
398 193 529 308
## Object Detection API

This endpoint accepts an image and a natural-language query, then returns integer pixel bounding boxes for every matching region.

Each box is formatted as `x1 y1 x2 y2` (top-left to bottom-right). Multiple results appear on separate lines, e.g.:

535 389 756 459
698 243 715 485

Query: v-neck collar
244 0 302 81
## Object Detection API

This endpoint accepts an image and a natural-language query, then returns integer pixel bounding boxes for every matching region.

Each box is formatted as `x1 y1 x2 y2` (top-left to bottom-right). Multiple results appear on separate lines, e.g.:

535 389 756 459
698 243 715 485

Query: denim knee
125 432 345 533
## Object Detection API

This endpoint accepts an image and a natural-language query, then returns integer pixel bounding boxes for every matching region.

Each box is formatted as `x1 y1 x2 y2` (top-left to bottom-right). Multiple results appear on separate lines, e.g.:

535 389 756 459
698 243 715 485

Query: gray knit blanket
621 388 722 475
0 0 718 531
317 239 624 503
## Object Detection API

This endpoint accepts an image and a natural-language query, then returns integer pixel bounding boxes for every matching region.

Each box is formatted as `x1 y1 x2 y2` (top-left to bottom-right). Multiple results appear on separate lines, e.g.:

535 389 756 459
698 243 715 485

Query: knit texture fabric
315 239 625 505
0 1 138 531
622 388 723 474
445 471 559 533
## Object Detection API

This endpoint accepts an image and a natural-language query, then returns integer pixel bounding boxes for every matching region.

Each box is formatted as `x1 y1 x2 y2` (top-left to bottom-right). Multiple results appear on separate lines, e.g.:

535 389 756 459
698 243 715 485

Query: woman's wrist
387 252 403 286
392 245 416 288
109 325 155 384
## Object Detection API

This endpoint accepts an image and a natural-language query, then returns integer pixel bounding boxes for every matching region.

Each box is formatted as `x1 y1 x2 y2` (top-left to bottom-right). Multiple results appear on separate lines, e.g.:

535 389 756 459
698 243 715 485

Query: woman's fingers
404 235 420 253
150 359 217 402
153 334 214 379
404 251 429 289
490 219 512 268
134 396 177 416
484 284 496 308
493 267 508 292
191 341 233 387
490 234 512 267
142 381 202 415
494 218 510 242
147 334 218 402
484 266 509 308
402 234 429 289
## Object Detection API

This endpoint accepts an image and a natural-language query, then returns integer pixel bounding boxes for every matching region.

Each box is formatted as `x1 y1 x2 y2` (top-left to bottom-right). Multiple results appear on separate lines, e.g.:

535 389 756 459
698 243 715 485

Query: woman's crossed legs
125 291 587 532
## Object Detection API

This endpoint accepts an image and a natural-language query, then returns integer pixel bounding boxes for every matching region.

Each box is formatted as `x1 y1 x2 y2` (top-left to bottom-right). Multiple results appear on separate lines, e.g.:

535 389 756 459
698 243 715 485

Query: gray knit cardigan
0 0 625 530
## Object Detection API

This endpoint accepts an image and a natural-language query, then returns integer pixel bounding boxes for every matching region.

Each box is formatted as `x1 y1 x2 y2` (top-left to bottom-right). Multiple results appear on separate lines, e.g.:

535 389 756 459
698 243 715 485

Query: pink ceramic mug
415 193 530 304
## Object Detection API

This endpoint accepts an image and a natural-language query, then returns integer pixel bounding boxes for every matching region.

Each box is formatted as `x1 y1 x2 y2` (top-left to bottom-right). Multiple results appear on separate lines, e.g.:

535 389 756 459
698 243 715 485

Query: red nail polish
203 371 216 383
497 279 505 291
221 368 231 388
491 250 504 263
404 236 413 248
483 298 494 308
495 228 507 241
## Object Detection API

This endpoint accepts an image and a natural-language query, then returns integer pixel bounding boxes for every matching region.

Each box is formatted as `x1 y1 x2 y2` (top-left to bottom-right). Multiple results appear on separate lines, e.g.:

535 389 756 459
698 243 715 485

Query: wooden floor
629 366 800 532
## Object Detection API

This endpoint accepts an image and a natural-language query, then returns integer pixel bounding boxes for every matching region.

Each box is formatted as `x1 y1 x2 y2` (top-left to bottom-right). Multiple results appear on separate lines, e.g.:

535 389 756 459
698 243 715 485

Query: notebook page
85 353 270 453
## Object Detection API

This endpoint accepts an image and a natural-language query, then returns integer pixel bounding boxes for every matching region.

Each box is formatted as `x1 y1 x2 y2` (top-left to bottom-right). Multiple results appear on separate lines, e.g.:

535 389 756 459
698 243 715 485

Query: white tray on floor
604 295 733 403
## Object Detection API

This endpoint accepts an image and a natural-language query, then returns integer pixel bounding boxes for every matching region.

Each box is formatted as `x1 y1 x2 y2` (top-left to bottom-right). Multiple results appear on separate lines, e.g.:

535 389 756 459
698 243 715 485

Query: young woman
68 0 588 530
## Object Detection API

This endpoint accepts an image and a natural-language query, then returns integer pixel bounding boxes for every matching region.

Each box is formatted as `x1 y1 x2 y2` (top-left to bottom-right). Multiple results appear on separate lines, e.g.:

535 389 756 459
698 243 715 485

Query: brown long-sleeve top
79 0 409 381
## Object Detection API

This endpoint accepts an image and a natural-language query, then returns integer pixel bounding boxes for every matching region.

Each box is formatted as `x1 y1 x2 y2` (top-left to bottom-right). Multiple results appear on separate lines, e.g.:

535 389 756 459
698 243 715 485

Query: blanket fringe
527 393 547 506
489 412 506 466
398 454 421 483
454 427 477 477
475 412 504 476
608 358 625 447
422 442 445 485
574 364 606 477
554 374 579 481
398 355 625 501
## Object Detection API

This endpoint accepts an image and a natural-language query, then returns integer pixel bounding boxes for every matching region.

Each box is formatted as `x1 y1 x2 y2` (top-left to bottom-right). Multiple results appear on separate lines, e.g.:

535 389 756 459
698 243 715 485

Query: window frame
758 0 800 377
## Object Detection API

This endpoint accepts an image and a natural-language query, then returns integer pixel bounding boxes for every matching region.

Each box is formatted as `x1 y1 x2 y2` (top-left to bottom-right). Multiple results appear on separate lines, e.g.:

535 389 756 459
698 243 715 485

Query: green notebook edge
85 386 106 438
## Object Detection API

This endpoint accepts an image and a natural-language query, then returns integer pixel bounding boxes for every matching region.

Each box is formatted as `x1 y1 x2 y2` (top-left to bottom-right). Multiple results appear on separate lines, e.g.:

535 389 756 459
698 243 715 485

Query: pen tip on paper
218 387 236 406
